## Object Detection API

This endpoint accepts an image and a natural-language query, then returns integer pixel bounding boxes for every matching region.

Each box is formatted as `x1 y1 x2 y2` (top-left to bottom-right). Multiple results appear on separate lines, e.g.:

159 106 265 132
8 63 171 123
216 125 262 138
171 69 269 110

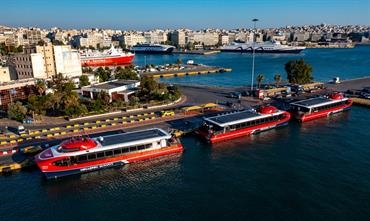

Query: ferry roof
204 110 282 128
290 97 347 108
49 128 170 157
101 128 169 147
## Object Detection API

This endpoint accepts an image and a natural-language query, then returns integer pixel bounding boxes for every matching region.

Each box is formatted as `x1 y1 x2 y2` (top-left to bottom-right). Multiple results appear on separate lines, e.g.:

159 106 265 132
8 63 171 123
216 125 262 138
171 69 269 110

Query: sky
1 0 369 30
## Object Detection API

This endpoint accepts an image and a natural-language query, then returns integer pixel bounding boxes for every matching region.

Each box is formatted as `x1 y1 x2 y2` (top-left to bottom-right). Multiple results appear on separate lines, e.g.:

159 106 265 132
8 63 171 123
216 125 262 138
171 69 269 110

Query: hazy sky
1 0 369 30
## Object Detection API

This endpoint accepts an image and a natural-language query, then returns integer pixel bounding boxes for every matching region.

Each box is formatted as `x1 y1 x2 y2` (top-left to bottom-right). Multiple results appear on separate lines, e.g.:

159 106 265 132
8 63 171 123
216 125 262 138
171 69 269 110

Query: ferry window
88 153 97 160
77 155 87 162
53 158 70 166
105 150 113 157
97 152 105 158
145 144 151 149
130 146 137 152
122 148 129 153
137 145 145 150
114 149 121 155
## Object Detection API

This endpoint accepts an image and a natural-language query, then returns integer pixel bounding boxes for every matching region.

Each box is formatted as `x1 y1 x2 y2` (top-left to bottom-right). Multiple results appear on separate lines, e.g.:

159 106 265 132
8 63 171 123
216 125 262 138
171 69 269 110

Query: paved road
325 77 370 92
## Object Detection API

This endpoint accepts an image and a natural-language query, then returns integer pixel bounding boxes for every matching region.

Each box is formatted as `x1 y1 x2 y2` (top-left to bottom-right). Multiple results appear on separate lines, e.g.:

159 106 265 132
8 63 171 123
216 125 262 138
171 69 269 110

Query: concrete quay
324 76 370 92
142 65 232 78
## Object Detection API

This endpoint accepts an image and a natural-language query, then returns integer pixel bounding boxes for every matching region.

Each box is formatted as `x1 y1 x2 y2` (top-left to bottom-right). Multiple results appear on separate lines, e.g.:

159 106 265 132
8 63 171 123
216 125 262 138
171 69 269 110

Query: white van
17 125 26 135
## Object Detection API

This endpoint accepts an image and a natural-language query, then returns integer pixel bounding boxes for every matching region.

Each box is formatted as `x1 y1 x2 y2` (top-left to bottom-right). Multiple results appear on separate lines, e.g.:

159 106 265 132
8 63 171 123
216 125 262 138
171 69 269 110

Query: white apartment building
123 33 145 47
0 66 11 83
30 53 47 79
171 30 186 47
219 35 229 45
54 45 82 78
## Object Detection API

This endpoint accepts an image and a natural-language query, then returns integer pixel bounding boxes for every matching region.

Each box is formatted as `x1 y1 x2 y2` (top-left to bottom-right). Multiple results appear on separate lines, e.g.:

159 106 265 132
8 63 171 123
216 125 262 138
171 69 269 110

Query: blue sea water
133 45 370 87
1 46 370 221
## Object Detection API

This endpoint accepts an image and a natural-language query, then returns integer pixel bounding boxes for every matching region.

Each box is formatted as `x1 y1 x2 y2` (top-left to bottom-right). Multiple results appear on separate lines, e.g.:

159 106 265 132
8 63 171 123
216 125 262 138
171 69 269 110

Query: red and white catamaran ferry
289 92 353 122
35 128 182 179
196 106 291 143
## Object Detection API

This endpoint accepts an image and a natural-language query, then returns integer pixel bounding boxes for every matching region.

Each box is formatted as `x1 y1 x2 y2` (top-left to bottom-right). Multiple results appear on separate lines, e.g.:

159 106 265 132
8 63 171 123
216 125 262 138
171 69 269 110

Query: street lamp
251 18 259 92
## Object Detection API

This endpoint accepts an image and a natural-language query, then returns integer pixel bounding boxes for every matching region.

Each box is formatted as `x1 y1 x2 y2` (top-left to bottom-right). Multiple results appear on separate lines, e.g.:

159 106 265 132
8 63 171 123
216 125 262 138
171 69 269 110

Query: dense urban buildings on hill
0 24 369 51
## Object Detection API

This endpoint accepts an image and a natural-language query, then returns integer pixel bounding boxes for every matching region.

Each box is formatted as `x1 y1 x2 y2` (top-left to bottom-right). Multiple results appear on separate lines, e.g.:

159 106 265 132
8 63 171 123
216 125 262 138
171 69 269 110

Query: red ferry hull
198 112 291 143
36 144 182 179
81 54 135 67
295 99 353 122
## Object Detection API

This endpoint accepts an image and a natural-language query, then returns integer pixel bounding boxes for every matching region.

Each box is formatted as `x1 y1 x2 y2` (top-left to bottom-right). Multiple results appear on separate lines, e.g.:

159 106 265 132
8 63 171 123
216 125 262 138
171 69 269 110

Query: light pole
251 18 259 92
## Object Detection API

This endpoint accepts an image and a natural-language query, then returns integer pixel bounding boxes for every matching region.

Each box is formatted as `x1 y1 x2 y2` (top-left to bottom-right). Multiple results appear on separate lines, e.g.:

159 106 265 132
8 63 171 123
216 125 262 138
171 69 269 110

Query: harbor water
135 45 370 87
1 46 370 221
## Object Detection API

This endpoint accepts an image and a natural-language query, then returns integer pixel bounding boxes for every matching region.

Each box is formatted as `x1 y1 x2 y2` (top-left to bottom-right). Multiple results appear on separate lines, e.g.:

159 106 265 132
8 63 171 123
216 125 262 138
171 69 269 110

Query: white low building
81 79 140 102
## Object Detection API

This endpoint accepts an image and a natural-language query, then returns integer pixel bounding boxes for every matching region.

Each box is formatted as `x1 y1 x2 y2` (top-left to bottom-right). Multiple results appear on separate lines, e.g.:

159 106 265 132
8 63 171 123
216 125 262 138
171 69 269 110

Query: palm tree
274 74 282 87
256 74 265 89
35 80 46 95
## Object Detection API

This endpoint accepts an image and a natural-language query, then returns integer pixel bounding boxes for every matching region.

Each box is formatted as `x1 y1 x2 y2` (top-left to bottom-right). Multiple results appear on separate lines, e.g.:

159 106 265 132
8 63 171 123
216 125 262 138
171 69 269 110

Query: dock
142 66 232 78
351 97 370 107
173 50 220 55
0 155 35 174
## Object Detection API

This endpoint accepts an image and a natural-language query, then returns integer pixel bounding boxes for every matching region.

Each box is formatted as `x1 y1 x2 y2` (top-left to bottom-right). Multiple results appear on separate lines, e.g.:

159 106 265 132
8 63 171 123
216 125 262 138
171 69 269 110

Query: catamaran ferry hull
294 102 353 122
197 107 291 143
290 93 353 122
38 144 183 179
35 128 183 179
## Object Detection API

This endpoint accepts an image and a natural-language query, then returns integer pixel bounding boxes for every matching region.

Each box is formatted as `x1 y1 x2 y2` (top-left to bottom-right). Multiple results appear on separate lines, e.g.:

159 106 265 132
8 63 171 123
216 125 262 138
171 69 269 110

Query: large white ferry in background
35 128 183 179
220 41 306 54
80 45 135 67
131 43 175 54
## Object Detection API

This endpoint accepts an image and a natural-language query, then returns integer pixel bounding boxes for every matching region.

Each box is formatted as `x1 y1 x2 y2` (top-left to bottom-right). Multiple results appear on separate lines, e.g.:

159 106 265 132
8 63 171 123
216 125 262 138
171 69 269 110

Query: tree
129 96 140 106
28 95 46 115
140 76 159 96
94 67 111 82
274 74 282 87
35 80 47 95
49 73 68 91
186 42 194 50
256 74 265 89
7 102 27 122
79 75 90 87
285 59 313 84
176 59 183 66
52 40 64 45
115 66 139 80
97 91 111 105
65 104 88 118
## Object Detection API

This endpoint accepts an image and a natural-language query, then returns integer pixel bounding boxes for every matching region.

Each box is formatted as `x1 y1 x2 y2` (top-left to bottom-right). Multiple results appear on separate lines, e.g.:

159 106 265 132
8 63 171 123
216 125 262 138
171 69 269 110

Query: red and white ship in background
80 45 135 67
35 128 182 179
289 92 353 122
196 106 291 143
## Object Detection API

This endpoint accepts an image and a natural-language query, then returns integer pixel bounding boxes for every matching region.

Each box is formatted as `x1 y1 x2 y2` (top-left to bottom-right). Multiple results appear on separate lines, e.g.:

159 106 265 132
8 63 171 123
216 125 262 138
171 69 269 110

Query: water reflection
42 154 183 198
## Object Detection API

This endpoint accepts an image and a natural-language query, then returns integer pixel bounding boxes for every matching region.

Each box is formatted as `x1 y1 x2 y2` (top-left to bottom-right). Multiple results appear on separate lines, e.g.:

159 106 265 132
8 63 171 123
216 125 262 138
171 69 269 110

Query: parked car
360 92 370 99
227 92 242 99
